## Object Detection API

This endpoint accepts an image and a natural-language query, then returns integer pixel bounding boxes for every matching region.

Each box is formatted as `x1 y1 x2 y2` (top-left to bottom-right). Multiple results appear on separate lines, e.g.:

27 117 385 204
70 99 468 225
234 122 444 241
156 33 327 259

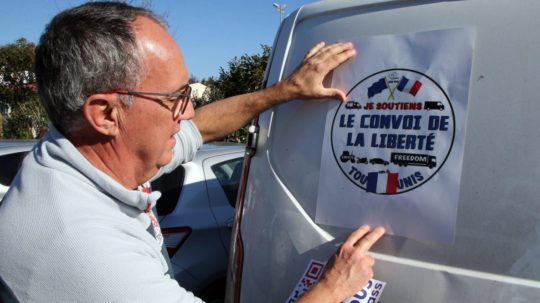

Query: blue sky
0 0 316 79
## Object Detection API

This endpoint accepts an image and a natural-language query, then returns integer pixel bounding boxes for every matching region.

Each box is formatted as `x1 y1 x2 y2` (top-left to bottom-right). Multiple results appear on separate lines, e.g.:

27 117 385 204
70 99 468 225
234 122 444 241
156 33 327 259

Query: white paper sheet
315 28 475 244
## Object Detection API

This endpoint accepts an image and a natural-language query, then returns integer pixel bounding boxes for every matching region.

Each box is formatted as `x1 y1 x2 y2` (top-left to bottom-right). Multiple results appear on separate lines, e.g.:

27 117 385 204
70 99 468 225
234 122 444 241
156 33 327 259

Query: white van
226 0 540 302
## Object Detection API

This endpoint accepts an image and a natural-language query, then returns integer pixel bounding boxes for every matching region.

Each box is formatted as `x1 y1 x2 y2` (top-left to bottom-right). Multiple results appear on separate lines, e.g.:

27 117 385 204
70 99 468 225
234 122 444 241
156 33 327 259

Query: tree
0 38 47 139
196 45 270 143
188 74 200 84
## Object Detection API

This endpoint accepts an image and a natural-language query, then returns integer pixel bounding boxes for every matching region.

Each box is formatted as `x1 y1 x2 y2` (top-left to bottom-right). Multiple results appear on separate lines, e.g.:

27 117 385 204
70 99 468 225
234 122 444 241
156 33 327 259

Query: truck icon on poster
391 152 437 169
424 101 445 111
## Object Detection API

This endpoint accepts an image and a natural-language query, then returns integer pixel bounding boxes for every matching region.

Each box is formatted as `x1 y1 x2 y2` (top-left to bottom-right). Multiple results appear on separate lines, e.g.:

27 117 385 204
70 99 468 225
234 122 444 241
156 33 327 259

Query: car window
211 157 243 208
151 165 185 216
0 152 28 187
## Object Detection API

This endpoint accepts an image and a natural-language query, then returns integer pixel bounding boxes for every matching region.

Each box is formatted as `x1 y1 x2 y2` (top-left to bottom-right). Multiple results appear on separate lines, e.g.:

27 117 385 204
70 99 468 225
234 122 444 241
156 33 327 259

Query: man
0 2 384 302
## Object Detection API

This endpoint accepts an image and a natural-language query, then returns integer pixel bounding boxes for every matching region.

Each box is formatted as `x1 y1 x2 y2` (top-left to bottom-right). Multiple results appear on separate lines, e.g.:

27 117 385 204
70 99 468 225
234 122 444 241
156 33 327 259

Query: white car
153 143 244 302
0 140 37 201
0 140 244 302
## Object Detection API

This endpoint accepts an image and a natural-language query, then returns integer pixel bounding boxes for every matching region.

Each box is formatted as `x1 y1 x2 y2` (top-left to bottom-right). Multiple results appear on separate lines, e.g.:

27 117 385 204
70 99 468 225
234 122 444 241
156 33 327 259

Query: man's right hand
297 225 385 303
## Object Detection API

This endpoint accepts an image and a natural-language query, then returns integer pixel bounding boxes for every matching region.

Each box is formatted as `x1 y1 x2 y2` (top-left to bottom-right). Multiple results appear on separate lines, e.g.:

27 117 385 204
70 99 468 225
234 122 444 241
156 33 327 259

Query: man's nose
175 100 195 123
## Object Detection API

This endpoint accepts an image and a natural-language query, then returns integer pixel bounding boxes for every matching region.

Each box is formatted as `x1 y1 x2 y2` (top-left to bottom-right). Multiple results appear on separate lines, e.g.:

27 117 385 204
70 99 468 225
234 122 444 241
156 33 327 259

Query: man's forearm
192 42 356 143
193 80 294 143
296 281 341 303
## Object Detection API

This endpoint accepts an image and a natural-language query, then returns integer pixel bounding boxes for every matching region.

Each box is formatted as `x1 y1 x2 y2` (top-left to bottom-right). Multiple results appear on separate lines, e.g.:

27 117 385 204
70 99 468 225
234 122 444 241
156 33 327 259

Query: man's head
36 1 194 186
35 2 159 135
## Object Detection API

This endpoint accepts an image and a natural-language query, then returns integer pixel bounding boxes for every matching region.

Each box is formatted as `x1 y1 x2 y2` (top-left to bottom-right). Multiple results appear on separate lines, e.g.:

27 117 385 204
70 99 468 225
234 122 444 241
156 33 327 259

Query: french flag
397 76 422 96
366 171 399 194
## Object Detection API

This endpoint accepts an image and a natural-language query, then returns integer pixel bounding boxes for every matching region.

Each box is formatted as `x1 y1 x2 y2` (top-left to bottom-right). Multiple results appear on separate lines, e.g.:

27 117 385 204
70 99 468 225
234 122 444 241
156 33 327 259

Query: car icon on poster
345 101 362 109
356 157 368 164
369 158 389 165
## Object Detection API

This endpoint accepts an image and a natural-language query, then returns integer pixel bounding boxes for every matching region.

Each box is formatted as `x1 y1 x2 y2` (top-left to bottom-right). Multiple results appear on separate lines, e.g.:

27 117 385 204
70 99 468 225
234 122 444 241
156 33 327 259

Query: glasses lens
179 86 191 114
172 86 191 118
180 95 190 114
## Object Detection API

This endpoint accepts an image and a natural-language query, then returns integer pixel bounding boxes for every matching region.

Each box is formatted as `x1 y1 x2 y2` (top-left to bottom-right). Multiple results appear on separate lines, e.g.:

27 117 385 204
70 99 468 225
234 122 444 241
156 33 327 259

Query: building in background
190 82 208 99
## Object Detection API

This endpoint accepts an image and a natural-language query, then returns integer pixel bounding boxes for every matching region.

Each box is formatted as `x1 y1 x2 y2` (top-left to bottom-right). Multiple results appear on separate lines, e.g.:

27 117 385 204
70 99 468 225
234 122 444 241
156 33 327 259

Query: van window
211 157 243 207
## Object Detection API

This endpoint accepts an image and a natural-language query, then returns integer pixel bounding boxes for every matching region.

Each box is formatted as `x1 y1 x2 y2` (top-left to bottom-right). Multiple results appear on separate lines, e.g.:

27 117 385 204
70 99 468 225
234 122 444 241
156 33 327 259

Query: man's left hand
282 41 356 102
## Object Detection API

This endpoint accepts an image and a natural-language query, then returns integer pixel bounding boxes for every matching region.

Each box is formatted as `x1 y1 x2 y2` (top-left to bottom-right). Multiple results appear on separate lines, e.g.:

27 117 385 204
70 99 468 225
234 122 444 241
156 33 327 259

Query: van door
227 0 540 302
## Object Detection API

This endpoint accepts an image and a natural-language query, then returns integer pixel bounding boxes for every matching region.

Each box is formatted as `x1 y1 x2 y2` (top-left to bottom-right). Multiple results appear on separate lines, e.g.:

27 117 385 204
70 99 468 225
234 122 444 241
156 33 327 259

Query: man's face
120 16 195 176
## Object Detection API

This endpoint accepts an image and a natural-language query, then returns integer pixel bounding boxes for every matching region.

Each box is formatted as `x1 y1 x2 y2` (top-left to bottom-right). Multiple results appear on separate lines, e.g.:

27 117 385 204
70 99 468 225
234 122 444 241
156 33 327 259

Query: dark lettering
360 115 369 128
371 133 378 147
346 133 364 147
428 115 450 131
426 133 435 151
339 114 355 128
440 116 449 131
428 116 439 130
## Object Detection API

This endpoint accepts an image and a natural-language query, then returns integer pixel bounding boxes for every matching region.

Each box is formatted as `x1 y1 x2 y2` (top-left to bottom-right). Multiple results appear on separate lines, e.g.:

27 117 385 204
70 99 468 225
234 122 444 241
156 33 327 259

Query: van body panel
230 0 540 302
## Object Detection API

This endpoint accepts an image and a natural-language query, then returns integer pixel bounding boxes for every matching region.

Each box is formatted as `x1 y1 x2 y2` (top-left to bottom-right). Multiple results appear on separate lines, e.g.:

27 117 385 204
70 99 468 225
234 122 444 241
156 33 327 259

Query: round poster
330 69 455 194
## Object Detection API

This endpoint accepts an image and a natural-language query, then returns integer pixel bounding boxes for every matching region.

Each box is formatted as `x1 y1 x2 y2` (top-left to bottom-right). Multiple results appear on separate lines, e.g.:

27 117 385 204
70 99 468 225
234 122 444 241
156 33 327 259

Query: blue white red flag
366 171 399 194
367 78 388 98
397 76 422 96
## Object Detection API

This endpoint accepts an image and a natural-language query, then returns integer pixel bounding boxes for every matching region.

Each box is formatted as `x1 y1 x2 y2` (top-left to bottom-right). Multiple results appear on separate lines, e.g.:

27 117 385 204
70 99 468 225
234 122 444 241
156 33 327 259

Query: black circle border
330 68 456 195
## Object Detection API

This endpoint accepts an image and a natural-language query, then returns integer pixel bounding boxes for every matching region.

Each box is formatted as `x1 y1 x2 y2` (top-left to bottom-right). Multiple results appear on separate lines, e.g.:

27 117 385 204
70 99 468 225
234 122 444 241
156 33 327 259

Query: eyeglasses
109 84 192 119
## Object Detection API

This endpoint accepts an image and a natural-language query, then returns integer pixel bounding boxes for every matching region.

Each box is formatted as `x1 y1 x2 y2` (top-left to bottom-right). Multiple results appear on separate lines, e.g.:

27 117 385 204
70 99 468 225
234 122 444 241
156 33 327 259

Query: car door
203 153 245 250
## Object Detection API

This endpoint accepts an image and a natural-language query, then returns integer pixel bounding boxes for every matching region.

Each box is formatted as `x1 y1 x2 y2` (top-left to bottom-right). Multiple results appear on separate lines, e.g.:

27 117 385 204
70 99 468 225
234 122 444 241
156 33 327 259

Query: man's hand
282 41 356 102
297 225 385 303
193 41 356 143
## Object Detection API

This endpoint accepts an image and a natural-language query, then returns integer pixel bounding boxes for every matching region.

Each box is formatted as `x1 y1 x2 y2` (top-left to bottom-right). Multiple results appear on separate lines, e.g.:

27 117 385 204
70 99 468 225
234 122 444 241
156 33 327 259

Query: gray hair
35 1 165 136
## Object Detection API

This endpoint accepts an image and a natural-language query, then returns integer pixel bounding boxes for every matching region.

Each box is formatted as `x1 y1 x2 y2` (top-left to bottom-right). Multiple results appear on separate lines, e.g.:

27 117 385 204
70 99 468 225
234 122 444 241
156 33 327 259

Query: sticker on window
286 259 386 303
316 28 475 244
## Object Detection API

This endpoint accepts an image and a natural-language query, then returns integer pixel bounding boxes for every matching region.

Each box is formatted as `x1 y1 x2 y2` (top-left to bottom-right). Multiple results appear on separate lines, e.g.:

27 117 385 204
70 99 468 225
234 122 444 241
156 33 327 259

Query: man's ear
82 94 123 137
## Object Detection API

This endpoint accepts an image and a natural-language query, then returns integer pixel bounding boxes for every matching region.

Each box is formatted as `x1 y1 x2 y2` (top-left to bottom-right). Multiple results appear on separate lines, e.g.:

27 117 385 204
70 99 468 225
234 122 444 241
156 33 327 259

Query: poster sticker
286 260 325 302
315 28 475 243
286 260 386 303
333 69 453 194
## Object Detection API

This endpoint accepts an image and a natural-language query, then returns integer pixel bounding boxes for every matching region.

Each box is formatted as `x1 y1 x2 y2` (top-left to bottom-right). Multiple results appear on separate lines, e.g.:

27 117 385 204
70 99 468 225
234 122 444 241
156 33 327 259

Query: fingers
283 41 356 101
307 42 356 69
355 226 386 253
322 88 347 102
316 226 384 301
343 225 385 253
304 41 326 60
364 255 375 267
343 225 371 249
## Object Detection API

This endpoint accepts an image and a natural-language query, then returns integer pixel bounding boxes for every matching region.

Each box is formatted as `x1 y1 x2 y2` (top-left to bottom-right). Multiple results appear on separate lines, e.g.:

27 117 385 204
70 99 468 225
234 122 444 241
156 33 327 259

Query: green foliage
0 38 47 139
195 45 270 143
3 93 47 139
0 38 270 142
0 38 36 86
